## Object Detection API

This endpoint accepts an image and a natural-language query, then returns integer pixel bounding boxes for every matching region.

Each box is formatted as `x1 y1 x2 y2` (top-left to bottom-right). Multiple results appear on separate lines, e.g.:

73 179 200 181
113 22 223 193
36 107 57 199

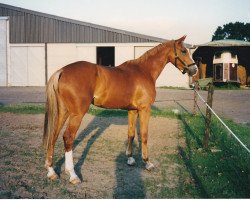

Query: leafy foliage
212 22 250 41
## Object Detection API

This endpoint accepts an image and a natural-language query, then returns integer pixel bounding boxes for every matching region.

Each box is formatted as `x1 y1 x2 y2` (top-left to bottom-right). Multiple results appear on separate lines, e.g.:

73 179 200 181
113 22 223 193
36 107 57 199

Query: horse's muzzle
183 64 198 76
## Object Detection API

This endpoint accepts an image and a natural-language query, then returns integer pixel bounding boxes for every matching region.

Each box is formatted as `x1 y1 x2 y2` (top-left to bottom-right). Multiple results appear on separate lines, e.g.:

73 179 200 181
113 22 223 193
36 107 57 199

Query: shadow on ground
54 109 146 198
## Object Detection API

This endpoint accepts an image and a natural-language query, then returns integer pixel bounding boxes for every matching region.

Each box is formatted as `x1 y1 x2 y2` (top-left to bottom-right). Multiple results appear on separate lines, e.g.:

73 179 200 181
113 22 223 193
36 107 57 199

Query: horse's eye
181 50 187 55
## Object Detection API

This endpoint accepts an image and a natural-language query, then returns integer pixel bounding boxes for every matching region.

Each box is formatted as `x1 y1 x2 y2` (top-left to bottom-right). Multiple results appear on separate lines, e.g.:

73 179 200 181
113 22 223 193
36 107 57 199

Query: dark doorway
230 63 238 81
214 64 223 81
97 47 115 67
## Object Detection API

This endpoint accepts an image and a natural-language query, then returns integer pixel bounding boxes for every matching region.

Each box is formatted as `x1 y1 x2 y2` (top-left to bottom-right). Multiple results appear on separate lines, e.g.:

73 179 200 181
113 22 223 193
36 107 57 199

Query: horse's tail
43 69 62 150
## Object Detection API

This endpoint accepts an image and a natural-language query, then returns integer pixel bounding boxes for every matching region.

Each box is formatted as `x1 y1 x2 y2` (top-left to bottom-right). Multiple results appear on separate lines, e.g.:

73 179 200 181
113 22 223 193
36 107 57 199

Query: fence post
203 83 214 149
193 82 198 116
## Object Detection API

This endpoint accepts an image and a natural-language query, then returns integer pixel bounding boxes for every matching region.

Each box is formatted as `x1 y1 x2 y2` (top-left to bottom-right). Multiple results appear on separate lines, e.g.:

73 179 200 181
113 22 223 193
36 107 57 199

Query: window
96 47 115 67
214 64 223 81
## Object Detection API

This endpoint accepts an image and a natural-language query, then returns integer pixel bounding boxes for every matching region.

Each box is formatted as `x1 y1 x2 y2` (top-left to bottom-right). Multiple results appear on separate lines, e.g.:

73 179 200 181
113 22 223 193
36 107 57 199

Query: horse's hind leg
62 97 92 184
46 97 68 180
126 110 138 166
63 112 86 184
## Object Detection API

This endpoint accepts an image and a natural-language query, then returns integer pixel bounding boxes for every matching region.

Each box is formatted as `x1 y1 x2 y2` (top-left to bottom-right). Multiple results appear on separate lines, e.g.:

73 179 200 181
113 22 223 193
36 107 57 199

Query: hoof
145 162 154 171
47 173 58 181
66 170 81 184
127 157 136 166
70 176 81 184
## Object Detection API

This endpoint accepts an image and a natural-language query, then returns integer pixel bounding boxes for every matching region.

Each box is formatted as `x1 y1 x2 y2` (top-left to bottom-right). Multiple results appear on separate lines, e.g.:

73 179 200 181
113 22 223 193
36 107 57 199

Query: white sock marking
65 150 78 181
47 167 56 177
65 150 74 171
127 157 136 165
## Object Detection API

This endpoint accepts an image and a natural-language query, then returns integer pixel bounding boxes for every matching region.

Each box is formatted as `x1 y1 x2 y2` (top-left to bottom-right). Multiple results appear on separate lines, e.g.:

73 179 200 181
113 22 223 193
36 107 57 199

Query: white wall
76 45 96 63
10 46 27 86
47 44 98 78
6 42 190 87
47 43 156 77
0 17 8 86
47 44 78 78
156 63 189 87
10 44 45 86
134 46 189 88
115 46 134 65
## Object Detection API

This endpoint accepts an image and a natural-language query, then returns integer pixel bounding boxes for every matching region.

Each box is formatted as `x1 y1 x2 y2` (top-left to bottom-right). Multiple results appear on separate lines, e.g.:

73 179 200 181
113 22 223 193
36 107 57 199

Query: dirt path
0 112 193 198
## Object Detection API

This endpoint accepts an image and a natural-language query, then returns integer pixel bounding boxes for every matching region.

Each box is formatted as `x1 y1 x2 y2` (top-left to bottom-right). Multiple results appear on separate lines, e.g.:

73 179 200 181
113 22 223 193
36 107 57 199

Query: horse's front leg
139 106 154 170
126 110 138 166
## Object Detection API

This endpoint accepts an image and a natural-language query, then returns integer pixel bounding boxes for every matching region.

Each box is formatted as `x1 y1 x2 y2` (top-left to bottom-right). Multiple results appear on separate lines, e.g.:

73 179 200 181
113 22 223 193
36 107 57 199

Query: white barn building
0 3 191 87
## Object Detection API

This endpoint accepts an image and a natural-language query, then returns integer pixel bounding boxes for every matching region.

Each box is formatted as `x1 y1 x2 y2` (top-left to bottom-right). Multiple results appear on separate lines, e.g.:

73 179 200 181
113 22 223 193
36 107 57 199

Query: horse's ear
177 35 186 44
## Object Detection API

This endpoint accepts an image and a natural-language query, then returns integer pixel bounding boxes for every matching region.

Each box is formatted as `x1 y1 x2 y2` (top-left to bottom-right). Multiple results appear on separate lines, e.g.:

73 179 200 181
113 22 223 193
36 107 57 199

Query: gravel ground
0 112 187 198
0 87 249 124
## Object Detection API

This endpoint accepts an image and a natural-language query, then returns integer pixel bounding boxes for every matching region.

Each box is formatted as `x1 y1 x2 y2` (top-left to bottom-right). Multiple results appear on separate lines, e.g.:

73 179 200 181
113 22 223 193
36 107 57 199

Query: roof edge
0 3 166 43
195 39 250 47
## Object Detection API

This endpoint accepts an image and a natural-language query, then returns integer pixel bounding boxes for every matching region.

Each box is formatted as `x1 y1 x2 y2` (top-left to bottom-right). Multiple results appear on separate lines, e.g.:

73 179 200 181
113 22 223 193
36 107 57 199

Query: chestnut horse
43 36 197 184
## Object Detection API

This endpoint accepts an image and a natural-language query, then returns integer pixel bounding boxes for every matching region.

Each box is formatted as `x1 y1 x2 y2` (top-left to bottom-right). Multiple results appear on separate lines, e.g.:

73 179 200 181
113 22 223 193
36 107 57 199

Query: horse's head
170 35 198 76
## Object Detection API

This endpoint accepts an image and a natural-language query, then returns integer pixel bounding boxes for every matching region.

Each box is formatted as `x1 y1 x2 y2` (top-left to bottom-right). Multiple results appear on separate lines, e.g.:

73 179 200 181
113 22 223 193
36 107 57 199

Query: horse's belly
93 91 135 109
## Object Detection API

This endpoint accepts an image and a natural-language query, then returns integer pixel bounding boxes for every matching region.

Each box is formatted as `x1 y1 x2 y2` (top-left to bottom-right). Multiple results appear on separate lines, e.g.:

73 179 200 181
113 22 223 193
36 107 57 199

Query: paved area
0 87 45 104
0 87 249 124
154 89 250 125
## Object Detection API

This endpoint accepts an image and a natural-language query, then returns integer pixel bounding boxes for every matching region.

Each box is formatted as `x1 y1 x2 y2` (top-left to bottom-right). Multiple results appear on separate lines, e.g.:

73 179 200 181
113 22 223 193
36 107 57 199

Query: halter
174 40 196 74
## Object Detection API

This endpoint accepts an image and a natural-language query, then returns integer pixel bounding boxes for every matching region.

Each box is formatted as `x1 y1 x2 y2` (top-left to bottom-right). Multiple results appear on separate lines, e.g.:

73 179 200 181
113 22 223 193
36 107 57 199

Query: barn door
10 46 45 86
28 47 45 86
96 47 115 67
10 47 28 86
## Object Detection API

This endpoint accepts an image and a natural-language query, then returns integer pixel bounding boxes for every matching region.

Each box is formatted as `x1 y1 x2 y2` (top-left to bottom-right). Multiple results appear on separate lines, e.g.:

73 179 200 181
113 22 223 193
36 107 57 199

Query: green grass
87 105 127 117
88 104 176 118
178 113 250 198
158 86 189 90
0 104 45 114
0 103 249 198
213 82 240 90
0 104 176 118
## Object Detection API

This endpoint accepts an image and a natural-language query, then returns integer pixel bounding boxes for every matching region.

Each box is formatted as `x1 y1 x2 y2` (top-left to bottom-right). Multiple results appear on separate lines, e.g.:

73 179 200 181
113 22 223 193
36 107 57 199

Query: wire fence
194 88 250 154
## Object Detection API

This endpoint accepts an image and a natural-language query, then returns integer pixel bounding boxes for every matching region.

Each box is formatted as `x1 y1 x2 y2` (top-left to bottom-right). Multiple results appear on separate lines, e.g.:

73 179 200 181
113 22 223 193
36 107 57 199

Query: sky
0 0 249 44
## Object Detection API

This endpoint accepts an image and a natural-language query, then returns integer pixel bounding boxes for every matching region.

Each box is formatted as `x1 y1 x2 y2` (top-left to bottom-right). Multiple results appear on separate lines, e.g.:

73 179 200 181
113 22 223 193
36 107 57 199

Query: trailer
213 51 239 83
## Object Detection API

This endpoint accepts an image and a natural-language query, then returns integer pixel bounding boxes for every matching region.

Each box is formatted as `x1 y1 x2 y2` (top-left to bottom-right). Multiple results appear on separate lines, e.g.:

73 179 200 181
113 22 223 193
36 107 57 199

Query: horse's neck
135 42 172 82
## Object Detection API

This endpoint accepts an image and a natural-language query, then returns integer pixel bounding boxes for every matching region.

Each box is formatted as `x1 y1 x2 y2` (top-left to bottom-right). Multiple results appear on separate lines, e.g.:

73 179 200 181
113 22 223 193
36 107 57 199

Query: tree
212 22 250 41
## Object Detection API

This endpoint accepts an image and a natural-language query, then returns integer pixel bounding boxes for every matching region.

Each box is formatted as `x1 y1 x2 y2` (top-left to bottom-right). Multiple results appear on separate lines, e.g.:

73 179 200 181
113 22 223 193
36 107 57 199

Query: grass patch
88 105 127 117
88 105 176 118
158 86 188 90
0 104 45 114
178 113 250 198
0 104 176 118
213 82 240 90
144 152 200 198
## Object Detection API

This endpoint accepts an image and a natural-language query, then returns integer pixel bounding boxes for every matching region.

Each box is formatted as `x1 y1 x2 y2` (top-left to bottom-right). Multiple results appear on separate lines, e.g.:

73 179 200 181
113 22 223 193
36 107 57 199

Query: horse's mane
132 40 172 64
